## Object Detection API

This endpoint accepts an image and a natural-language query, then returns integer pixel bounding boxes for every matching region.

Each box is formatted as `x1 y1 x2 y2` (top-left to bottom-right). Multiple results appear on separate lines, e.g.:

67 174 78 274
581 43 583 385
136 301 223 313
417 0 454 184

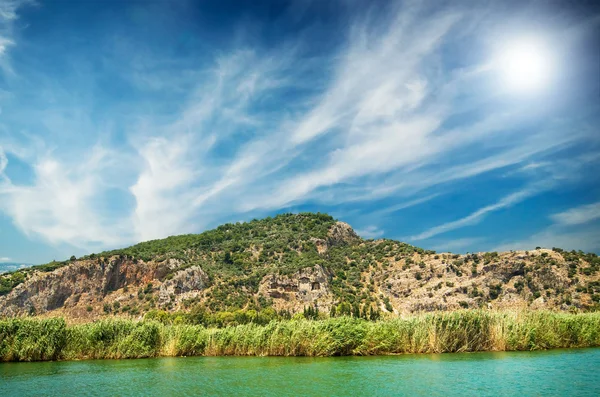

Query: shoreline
2 345 599 364
1 310 599 362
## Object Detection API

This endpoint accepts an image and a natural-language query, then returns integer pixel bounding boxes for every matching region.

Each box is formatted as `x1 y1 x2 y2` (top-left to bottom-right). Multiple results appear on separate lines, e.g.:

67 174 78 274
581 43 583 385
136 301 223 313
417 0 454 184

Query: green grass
1 310 599 361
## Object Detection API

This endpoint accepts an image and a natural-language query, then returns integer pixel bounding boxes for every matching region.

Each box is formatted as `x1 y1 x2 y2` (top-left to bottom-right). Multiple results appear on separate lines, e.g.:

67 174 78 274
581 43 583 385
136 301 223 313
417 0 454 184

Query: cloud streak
355 225 385 239
550 201 600 226
0 0 34 73
493 223 600 254
407 188 540 242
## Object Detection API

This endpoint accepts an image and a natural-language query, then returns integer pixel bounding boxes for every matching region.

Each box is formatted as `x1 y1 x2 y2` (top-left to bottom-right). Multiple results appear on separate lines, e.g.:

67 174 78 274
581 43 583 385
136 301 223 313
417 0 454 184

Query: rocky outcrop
307 222 360 255
377 249 592 314
158 266 208 307
327 222 360 247
0 256 171 317
259 265 334 311
481 260 526 282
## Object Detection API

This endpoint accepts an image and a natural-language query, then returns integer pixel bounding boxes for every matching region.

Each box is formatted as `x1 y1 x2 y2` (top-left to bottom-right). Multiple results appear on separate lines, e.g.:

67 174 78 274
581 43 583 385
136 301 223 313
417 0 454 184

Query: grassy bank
1 310 599 361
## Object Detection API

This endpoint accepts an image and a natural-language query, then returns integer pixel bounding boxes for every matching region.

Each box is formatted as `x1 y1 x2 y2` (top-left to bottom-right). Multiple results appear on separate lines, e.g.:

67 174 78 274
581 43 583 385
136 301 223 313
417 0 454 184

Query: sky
0 0 599 264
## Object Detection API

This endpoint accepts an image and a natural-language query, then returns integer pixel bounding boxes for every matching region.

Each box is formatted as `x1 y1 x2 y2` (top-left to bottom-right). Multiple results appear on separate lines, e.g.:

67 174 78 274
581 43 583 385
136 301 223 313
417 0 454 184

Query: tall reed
1 310 598 362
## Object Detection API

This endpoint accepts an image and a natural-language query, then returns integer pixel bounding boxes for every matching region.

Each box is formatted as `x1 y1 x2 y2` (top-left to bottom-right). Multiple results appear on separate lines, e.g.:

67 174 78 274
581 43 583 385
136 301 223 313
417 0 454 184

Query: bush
0 318 67 361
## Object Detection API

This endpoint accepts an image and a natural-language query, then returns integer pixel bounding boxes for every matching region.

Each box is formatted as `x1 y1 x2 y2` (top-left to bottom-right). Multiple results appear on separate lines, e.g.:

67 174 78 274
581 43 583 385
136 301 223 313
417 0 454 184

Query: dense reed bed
1 310 599 362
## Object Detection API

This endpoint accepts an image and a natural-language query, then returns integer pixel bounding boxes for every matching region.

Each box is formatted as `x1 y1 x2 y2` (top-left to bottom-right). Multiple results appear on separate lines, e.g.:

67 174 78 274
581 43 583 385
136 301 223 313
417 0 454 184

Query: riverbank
1 310 599 361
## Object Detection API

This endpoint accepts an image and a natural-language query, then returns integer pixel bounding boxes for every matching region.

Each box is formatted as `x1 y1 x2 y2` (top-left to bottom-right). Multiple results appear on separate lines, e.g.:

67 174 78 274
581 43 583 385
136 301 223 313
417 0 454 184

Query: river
1 348 598 396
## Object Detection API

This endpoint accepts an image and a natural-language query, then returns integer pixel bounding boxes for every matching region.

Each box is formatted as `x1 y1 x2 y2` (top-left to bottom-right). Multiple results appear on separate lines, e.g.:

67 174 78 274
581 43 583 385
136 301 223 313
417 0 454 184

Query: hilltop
1 213 599 323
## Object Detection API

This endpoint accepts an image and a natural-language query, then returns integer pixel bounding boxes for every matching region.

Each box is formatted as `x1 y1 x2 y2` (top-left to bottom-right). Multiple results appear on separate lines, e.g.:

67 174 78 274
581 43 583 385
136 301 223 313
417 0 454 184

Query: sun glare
497 39 552 93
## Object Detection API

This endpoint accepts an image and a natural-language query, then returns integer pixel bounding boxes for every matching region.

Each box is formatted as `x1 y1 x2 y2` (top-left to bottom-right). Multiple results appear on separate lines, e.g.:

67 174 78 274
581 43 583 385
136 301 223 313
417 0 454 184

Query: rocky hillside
1 213 599 321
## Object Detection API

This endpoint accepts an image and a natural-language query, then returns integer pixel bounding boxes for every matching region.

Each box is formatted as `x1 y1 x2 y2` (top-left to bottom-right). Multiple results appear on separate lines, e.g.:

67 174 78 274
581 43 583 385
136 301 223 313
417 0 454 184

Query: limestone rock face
481 260 526 282
259 265 334 312
158 266 208 307
327 222 360 247
307 222 359 255
377 249 588 314
0 256 173 317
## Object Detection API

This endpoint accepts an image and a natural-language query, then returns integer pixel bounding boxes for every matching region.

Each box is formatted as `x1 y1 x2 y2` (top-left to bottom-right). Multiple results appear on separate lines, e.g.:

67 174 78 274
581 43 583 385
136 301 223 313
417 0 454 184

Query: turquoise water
1 349 599 396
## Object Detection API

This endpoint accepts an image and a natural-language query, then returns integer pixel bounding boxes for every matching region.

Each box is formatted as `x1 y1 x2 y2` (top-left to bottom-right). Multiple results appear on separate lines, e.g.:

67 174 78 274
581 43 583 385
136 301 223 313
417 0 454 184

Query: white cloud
0 1 30 21
0 146 7 174
429 237 484 253
0 257 10 262
0 0 34 73
129 135 200 241
0 144 134 249
122 7 471 239
125 49 300 242
370 194 441 217
0 37 14 56
493 200 600 253
0 46 296 249
550 201 600 226
494 227 600 254
397 146 600 245
407 187 540 242
355 225 385 239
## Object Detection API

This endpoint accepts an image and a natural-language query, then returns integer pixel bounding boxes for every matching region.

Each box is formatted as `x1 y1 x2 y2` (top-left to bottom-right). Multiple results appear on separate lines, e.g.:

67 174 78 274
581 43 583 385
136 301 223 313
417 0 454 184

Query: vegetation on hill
0 213 333 294
1 212 599 316
97 212 337 262
1 213 431 314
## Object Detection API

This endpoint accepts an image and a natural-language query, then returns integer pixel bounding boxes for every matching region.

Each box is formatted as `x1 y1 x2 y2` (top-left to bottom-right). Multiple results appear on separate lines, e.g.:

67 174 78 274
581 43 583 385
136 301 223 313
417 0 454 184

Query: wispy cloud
550 201 600 226
239 9 462 210
407 187 540 242
127 49 299 241
403 148 600 244
367 194 441 218
0 257 10 262
355 225 385 239
0 147 7 174
0 0 34 73
429 237 485 253
129 135 200 241
0 144 134 249
494 225 600 253
230 6 592 213
493 200 600 253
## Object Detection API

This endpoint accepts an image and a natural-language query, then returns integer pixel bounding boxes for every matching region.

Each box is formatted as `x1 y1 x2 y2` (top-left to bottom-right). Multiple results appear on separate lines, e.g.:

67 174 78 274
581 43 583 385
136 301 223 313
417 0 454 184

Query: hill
1 213 599 322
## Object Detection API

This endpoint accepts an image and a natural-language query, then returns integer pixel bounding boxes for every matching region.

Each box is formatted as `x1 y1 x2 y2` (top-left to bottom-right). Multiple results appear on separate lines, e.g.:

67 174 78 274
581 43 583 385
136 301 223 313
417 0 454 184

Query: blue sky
1 0 599 264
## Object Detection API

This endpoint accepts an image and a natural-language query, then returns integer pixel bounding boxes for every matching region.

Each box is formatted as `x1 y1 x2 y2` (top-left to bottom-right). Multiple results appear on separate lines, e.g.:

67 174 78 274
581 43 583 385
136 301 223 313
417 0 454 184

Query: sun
496 38 552 93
